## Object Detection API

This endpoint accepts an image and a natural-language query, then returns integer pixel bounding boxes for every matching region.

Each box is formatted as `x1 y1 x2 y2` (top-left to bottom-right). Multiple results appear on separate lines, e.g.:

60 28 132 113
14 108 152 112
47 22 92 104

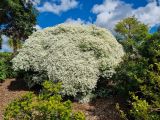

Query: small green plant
0 52 15 82
4 81 86 120
129 93 150 120
73 112 85 120
115 103 128 120
0 62 7 81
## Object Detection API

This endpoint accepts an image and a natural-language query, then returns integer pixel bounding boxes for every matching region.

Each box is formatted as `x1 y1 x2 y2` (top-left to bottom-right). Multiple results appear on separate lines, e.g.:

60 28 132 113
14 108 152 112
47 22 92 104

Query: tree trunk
13 39 17 53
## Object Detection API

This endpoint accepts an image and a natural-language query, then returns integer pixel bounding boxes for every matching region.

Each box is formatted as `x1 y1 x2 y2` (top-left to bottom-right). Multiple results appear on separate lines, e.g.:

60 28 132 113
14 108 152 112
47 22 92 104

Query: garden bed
0 79 121 120
0 79 29 120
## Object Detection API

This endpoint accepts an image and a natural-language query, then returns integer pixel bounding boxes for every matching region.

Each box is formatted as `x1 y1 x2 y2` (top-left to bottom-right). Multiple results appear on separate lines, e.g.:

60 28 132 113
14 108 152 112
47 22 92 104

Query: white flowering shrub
12 24 125 102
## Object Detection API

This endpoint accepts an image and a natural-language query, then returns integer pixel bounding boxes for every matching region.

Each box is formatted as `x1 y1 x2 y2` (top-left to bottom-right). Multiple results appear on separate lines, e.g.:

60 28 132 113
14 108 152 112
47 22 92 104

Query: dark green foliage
95 77 115 98
113 56 148 96
17 70 48 88
4 81 86 120
0 52 15 82
0 58 7 81
0 0 37 52
141 32 160 63
113 31 160 119
113 17 160 120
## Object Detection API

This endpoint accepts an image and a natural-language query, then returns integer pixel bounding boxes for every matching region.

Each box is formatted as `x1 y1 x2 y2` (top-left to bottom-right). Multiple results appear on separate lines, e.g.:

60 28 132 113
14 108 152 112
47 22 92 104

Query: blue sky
36 0 160 30
1 0 160 52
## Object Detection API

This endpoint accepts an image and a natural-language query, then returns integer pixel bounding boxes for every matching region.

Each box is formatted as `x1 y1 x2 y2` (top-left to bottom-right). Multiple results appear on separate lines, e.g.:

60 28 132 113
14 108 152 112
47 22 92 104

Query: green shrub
113 32 160 120
4 81 85 120
129 93 150 120
12 24 124 102
0 52 15 82
73 112 85 120
0 59 7 81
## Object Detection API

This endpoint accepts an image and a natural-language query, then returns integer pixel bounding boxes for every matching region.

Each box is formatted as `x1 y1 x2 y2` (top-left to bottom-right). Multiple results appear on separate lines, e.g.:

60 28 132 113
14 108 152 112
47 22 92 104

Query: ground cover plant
4 81 85 120
12 24 125 102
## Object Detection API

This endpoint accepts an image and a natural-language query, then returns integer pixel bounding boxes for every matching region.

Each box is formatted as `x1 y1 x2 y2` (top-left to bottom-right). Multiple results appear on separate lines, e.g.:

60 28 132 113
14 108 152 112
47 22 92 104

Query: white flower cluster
12 24 125 101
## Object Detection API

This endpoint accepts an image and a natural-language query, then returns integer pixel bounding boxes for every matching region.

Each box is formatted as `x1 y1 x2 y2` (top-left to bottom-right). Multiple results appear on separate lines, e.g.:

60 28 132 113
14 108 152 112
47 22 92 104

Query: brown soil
0 79 29 120
73 98 121 120
0 79 121 120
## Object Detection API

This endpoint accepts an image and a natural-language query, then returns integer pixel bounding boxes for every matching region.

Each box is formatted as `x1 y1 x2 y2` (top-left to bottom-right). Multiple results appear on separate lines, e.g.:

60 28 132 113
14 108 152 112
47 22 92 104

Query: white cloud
34 25 42 30
133 2 160 26
92 0 160 30
0 35 12 52
65 18 84 24
31 0 40 6
37 0 78 15
148 0 160 5
65 18 92 25
25 0 40 6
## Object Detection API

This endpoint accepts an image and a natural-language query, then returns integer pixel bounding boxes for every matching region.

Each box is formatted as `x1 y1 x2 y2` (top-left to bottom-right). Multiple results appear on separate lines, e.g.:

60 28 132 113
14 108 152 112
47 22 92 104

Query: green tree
115 16 149 53
8 38 22 50
0 0 37 52
114 18 160 119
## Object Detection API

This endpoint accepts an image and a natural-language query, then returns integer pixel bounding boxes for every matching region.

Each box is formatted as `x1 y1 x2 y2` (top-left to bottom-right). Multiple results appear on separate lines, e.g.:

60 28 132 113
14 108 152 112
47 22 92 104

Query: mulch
0 79 121 120
73 98 121 120
0 79 29 120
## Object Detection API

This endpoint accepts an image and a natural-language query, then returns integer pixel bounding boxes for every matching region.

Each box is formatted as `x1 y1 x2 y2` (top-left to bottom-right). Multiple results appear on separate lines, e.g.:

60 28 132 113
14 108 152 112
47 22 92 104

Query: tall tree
0 0 38 52
114 17 160 120
114 16 149 52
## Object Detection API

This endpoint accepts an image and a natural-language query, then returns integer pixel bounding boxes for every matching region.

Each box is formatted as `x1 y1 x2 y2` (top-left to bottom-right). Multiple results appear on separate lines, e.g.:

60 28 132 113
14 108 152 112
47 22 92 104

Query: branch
150 108 160 112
